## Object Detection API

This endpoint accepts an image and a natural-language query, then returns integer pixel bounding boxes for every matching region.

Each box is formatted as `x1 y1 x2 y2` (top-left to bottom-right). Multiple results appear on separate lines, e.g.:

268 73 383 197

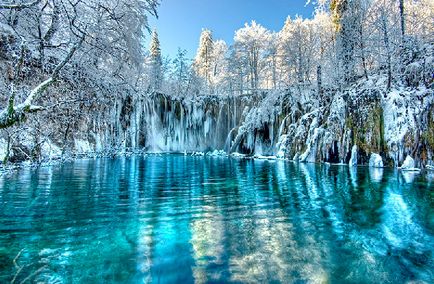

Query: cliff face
1 79 433 168
88 79 432 168
273 85 433 168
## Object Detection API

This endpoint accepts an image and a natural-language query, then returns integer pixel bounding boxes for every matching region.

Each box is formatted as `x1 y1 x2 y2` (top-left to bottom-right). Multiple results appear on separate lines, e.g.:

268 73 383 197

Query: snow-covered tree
233 21 271 90
330 0 363 85
194 29 214 89
170 48 191 95
210 39 228 93
0 0 160 129
149 29 163 91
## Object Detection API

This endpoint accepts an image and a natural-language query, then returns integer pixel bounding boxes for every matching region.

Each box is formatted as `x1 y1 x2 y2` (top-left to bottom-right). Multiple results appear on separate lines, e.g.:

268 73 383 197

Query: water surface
0 155 433 283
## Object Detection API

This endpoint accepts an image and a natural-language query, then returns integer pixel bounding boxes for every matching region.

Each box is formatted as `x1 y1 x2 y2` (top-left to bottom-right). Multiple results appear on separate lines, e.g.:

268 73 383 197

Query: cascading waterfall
80 85 433 168
107 93 262 153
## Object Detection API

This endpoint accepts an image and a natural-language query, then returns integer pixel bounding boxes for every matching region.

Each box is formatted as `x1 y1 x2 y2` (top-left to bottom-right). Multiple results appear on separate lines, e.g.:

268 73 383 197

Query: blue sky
147 0 315 59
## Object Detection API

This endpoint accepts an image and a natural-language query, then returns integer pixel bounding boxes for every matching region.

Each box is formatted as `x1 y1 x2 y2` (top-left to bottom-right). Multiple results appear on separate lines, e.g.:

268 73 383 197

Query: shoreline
2 150 433 176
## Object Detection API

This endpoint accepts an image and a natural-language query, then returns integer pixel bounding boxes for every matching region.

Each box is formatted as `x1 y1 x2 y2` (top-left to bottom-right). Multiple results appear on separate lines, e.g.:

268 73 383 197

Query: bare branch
0 37 84 129
0 0 41 9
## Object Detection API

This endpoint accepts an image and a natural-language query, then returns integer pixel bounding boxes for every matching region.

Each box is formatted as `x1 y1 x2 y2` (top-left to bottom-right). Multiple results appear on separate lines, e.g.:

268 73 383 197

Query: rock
41 140 62 160
369 153 383 168
400 155 415 169
349 145 358 167
0 138 8 162
74 139 93 154
207 150 226 156
400 155 421 172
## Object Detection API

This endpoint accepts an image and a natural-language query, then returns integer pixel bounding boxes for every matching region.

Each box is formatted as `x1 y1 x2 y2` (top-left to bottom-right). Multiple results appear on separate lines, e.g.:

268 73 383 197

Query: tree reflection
0 156 433 283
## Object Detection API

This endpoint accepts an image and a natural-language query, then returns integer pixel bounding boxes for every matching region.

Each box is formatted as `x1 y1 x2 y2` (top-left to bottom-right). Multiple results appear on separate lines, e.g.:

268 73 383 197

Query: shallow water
0 155 433 283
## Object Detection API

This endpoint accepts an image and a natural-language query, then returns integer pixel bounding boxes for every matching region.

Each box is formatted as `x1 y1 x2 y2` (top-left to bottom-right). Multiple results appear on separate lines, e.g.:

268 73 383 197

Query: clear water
0 155 433 283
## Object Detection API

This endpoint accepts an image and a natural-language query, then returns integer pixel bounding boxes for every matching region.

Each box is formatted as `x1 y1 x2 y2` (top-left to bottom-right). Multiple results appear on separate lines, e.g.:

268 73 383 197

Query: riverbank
2 150 434 180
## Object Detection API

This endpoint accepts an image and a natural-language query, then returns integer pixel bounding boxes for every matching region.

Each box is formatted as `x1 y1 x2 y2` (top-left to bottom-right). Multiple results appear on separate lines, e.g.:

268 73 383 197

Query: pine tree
194 29 214 88
172 48 190 95
149 29 162 91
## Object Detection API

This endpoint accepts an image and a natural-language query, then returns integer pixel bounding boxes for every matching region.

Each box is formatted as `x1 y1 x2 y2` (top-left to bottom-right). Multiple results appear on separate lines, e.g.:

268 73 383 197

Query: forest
0 0 432 168
1 1 434 283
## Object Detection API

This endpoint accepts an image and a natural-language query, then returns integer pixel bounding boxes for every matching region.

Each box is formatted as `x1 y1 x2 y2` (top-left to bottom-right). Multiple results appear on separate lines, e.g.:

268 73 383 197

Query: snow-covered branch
0 0 41 9
0 37 84 129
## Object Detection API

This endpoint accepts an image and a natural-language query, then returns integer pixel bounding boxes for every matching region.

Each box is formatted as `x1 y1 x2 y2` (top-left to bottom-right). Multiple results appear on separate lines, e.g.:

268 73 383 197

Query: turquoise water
0 155 433 283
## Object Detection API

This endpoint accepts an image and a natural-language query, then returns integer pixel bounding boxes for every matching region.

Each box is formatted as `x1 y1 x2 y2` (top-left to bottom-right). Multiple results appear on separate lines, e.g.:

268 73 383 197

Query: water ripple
0 156 433 283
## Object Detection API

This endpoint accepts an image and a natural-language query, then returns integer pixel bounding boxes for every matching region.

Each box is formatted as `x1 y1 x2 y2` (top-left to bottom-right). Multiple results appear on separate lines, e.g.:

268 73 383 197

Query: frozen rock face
103 93 261 153
234 83 432 167
228 91 287 156
98 84 432 167
369 153 384 168
401 156 415 169
3 79 432 166
382 87 433 167
349 145 358 167
0 138 8 162
41 140 62 160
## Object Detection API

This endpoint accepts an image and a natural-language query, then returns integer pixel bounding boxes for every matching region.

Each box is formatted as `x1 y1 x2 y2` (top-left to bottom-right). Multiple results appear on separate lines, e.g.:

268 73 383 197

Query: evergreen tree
172 48 190 95
194 29 214 88
149 29 162 91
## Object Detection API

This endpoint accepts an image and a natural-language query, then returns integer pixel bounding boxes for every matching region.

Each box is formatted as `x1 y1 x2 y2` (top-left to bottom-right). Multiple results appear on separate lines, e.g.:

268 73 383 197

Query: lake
0 155 433 283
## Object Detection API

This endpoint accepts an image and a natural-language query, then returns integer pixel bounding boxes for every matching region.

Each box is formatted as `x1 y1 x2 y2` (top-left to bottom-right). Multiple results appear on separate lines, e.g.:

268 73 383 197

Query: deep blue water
0 155 433 283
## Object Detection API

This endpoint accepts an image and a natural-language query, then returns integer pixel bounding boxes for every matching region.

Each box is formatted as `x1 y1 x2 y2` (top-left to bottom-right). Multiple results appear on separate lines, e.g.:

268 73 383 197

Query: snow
41 140 62 160
230 152 248 158
253 154 277 160
74 139 93 153
0 23 16 37
398 156 420 172
382 87 433 166
369 153 383 168
401 155 415 169
206 150 227 156
276 148 286 159
400 156 415 170
0 139 9 162
299 119 324 163
349 145 358 167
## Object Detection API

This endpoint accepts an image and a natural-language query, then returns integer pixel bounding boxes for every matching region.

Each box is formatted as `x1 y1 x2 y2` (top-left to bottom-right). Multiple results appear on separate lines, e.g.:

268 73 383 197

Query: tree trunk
317 65 322 96
381 14 392 90
360 22 369 80
399 0 405 41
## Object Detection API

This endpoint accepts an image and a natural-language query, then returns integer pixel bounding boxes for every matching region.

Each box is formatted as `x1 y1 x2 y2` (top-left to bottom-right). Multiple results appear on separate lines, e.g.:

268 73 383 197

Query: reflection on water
0 155 433 283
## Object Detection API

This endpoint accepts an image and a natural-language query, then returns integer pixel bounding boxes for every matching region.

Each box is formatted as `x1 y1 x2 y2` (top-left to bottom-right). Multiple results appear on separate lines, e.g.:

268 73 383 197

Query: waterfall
106 94 259 153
